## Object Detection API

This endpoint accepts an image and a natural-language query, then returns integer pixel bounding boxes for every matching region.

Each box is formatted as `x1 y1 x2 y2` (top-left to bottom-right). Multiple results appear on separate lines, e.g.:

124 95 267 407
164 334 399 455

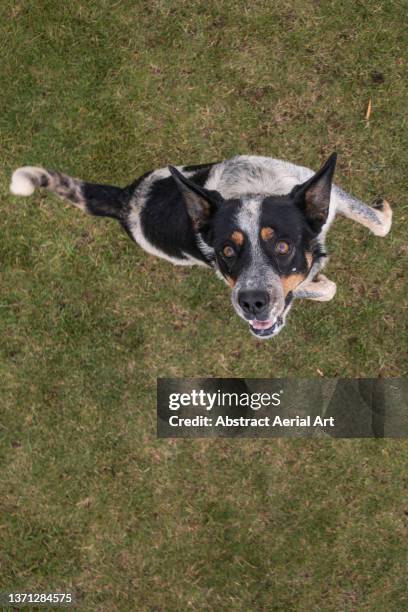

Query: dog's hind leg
293 274 337 302
332 186 392 237
10 166 127 220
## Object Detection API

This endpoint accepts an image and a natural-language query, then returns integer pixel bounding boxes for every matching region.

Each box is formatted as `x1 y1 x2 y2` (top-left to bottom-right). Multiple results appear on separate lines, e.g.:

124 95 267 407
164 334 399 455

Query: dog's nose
238 290 270 319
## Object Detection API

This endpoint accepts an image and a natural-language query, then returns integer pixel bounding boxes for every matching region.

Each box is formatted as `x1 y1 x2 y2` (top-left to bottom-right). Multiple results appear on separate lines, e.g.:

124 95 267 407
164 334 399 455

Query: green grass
1 1 407 610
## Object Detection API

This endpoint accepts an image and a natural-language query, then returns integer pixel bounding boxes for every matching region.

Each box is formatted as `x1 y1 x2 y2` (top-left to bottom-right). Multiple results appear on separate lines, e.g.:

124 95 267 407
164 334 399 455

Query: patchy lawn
1 1 407 610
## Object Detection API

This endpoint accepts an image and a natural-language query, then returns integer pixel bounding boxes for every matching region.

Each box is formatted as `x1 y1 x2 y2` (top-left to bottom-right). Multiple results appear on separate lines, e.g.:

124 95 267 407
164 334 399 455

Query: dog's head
169 154 336 339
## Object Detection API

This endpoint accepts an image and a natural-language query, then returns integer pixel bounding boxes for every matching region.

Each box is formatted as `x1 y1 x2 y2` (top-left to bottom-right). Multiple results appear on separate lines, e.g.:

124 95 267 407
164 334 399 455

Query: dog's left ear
169 166 223 230
293 153 337 233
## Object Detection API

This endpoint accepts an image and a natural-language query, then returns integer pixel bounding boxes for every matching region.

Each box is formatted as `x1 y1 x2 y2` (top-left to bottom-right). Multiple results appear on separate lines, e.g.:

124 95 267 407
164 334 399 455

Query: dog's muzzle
236 288 282 338
248 316 285 338
232 282 288 339
247 292 294 338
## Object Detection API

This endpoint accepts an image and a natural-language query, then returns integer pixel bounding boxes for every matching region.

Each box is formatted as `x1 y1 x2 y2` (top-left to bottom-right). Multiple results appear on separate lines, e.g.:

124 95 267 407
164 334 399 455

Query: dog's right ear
169 166 222 230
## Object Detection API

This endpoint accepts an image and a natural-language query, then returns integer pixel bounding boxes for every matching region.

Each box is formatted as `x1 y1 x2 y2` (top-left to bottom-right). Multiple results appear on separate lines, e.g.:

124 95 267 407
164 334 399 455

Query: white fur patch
205 155 314 198
236 195 263 271
371 201 392 237
10 167 40 196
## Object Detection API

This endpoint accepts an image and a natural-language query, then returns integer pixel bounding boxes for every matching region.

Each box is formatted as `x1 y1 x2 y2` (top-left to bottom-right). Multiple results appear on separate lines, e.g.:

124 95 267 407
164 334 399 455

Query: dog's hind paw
370 198 392 237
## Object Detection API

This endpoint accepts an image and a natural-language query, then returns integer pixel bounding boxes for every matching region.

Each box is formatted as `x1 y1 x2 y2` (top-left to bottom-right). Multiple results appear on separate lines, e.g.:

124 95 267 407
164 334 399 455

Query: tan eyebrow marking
231 230 244 246
260 226 274 241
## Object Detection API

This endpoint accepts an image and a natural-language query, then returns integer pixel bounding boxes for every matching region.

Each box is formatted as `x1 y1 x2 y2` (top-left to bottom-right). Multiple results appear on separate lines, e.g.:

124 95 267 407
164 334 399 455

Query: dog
10 154 392 339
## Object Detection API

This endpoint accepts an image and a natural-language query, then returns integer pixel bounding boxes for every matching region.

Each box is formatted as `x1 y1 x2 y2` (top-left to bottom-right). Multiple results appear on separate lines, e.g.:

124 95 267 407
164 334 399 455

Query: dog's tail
10 166 127 220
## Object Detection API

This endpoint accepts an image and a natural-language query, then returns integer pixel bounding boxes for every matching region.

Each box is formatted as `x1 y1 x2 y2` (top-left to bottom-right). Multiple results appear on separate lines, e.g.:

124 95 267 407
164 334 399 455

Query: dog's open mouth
249 317 283 338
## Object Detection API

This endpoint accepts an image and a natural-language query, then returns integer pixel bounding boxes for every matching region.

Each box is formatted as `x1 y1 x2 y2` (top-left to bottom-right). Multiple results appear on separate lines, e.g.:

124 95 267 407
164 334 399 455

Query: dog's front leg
293 274 337 302
332 186 392 237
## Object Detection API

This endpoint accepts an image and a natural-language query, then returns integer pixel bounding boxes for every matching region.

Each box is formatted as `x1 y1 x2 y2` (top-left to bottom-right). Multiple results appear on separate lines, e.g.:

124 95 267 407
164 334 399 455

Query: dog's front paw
370 198 392 237
294 274 337 302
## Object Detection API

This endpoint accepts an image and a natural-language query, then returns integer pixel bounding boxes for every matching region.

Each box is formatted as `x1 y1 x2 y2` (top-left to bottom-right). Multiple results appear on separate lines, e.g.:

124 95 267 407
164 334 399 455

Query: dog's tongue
250 320 273 330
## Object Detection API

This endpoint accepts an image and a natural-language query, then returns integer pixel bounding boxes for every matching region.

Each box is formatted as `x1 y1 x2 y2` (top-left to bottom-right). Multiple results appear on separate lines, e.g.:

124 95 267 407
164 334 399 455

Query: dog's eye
222 245 235 258
275 240 290 255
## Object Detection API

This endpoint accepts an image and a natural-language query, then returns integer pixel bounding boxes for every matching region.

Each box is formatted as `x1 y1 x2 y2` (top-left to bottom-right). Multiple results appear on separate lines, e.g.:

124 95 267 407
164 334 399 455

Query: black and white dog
10 154 392 339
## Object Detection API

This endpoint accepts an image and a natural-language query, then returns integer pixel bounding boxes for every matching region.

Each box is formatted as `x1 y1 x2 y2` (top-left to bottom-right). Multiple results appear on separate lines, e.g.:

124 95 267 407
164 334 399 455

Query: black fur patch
182 163 218 186
210 196 316 283
138 173 210 262
82 183 127 219
259 197 313 276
